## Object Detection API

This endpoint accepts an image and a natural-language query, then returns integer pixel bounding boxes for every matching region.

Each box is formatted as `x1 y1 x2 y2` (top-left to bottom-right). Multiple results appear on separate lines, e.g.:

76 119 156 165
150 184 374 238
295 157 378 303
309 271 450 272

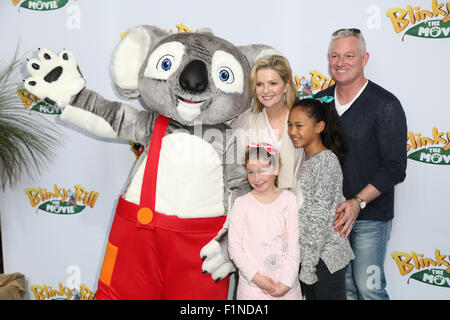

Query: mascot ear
112 25 167 98
238 44 283 66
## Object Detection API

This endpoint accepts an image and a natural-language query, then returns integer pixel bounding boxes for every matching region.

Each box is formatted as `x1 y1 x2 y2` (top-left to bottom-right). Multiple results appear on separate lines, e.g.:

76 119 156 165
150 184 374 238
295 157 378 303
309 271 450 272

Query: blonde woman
232 55 304 190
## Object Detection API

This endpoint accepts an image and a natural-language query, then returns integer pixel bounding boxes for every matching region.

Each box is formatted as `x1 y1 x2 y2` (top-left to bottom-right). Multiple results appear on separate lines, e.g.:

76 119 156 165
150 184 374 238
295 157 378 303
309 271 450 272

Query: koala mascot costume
24 25 277 300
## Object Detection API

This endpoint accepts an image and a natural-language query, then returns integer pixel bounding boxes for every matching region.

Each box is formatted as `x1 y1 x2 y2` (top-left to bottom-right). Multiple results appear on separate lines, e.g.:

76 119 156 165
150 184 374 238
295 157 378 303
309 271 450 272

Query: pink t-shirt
228 189 301 300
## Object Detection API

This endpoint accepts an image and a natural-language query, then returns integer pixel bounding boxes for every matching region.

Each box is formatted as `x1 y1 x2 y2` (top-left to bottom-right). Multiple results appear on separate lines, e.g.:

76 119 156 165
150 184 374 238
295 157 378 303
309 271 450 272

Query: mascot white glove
200 225 236 281
25 48 85 107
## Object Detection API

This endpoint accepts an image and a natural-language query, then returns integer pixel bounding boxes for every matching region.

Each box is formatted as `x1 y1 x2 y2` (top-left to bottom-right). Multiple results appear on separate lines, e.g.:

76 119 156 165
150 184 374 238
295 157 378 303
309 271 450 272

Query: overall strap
140 115 170 211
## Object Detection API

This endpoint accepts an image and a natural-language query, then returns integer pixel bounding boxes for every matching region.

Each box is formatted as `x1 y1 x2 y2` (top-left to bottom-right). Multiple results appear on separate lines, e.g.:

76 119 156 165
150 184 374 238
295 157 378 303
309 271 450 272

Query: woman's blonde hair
249 55 297 113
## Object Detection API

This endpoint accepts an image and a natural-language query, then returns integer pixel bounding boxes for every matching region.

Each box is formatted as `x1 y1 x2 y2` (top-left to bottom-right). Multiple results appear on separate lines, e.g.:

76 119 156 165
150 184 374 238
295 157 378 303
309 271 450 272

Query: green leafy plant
0 48 63 190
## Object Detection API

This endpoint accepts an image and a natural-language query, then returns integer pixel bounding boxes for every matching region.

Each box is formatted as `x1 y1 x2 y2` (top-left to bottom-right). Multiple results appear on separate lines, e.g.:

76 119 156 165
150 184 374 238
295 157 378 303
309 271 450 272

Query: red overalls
95 116 229 300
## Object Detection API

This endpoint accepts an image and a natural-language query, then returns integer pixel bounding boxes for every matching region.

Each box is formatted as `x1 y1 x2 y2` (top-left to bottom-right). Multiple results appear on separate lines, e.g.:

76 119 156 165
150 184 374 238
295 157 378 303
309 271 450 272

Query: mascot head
112 25 278 125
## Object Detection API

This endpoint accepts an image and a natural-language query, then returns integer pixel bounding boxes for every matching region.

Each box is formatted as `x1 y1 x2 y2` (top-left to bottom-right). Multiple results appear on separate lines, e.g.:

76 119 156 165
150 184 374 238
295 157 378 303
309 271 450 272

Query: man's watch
353 196 366 210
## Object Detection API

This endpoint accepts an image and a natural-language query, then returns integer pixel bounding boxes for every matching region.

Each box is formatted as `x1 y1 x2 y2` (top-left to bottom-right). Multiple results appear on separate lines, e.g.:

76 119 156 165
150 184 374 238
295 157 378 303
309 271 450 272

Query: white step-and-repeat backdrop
1 0 449 300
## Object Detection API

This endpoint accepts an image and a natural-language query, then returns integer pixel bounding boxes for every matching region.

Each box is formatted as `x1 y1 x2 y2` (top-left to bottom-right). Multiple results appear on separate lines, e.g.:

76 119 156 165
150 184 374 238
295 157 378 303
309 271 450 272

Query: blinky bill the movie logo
295 70 335 99
12 0 69 11
392 250 450 288
31 283 95 300
17 89 61 115
25 184 99 215
386 0 450 40
407 128 450 165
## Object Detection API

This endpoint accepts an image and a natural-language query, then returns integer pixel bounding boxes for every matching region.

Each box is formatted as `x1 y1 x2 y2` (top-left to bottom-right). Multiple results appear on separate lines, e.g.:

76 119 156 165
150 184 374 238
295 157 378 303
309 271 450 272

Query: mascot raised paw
25 25 277 300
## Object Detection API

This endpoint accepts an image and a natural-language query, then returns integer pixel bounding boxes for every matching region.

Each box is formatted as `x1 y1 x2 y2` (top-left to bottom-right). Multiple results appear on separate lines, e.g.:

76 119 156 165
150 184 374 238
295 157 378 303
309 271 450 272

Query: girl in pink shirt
228 144 302 300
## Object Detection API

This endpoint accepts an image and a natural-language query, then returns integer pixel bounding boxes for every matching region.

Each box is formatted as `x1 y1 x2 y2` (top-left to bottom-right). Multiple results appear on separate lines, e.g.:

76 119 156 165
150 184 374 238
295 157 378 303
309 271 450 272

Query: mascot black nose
179 60 208 93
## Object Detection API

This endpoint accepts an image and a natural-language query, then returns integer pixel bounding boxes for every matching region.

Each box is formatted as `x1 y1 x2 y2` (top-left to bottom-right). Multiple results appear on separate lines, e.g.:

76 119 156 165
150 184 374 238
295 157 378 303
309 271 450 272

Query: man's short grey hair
328 28 366 55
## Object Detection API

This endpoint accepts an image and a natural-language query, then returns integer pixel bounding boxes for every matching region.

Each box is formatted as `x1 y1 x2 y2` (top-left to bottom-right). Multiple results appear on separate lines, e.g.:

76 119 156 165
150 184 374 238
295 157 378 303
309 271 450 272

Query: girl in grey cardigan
287 97 354 300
